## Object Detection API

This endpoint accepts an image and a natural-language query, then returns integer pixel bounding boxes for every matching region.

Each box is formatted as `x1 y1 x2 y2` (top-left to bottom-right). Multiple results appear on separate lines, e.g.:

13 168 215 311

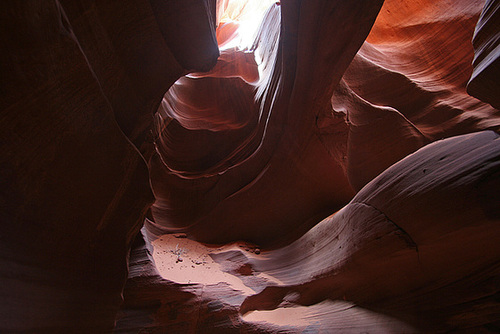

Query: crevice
353 201 419 255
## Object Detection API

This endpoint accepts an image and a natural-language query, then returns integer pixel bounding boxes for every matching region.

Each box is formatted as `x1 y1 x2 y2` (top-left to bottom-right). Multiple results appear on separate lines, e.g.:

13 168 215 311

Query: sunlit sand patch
242 300 417 332
242 306 312 328
152 234 276 295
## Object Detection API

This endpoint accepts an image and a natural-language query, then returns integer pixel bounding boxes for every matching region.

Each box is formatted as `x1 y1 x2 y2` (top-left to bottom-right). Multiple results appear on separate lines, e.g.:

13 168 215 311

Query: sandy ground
152 234 277 295
151 233 316 328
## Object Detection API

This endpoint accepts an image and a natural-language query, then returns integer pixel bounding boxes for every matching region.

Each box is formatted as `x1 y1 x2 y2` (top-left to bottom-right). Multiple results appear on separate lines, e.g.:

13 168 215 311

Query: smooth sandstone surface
120 131 500 332
468 0 500 109
1 0 499 332
149 0 386 246
149 0 499 245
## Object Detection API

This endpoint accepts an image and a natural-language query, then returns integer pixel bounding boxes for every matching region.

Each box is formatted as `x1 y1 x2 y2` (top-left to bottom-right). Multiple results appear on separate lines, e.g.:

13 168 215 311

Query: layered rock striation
1 0 499 332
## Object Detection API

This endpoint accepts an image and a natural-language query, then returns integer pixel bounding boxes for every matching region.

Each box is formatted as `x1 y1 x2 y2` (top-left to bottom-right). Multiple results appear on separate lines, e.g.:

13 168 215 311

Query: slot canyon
1 0 500 332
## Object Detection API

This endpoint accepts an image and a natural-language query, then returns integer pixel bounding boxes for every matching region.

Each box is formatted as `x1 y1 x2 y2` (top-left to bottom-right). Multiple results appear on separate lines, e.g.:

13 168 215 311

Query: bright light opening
217 0 277 50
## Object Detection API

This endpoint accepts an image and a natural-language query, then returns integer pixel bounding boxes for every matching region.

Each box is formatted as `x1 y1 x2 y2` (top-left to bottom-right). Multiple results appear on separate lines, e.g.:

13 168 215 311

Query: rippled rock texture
150 0 500 248
1 0 499 332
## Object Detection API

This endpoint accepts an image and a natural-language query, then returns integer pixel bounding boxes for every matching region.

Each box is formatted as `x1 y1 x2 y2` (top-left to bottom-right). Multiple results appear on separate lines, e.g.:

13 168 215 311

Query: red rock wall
337 0 500 190
149 0 386 246
0 0 217 332
467 0 500 109
240 130 500 332
148 0 499 247
1 0 499 332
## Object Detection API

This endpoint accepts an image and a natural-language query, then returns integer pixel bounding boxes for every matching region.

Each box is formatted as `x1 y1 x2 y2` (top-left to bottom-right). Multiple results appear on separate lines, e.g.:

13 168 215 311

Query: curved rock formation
0 0 217 332
468 0 500 109
240 130 500 332
333 0 500 190
117 131 500 333
148 0 499 246
1 0 499 332
149 0 386 246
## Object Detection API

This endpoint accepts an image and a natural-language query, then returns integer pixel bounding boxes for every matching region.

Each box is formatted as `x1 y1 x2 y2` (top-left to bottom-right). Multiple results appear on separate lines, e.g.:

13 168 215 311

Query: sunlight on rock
218 0 276 50
242 306 312 328
152 234 270 295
